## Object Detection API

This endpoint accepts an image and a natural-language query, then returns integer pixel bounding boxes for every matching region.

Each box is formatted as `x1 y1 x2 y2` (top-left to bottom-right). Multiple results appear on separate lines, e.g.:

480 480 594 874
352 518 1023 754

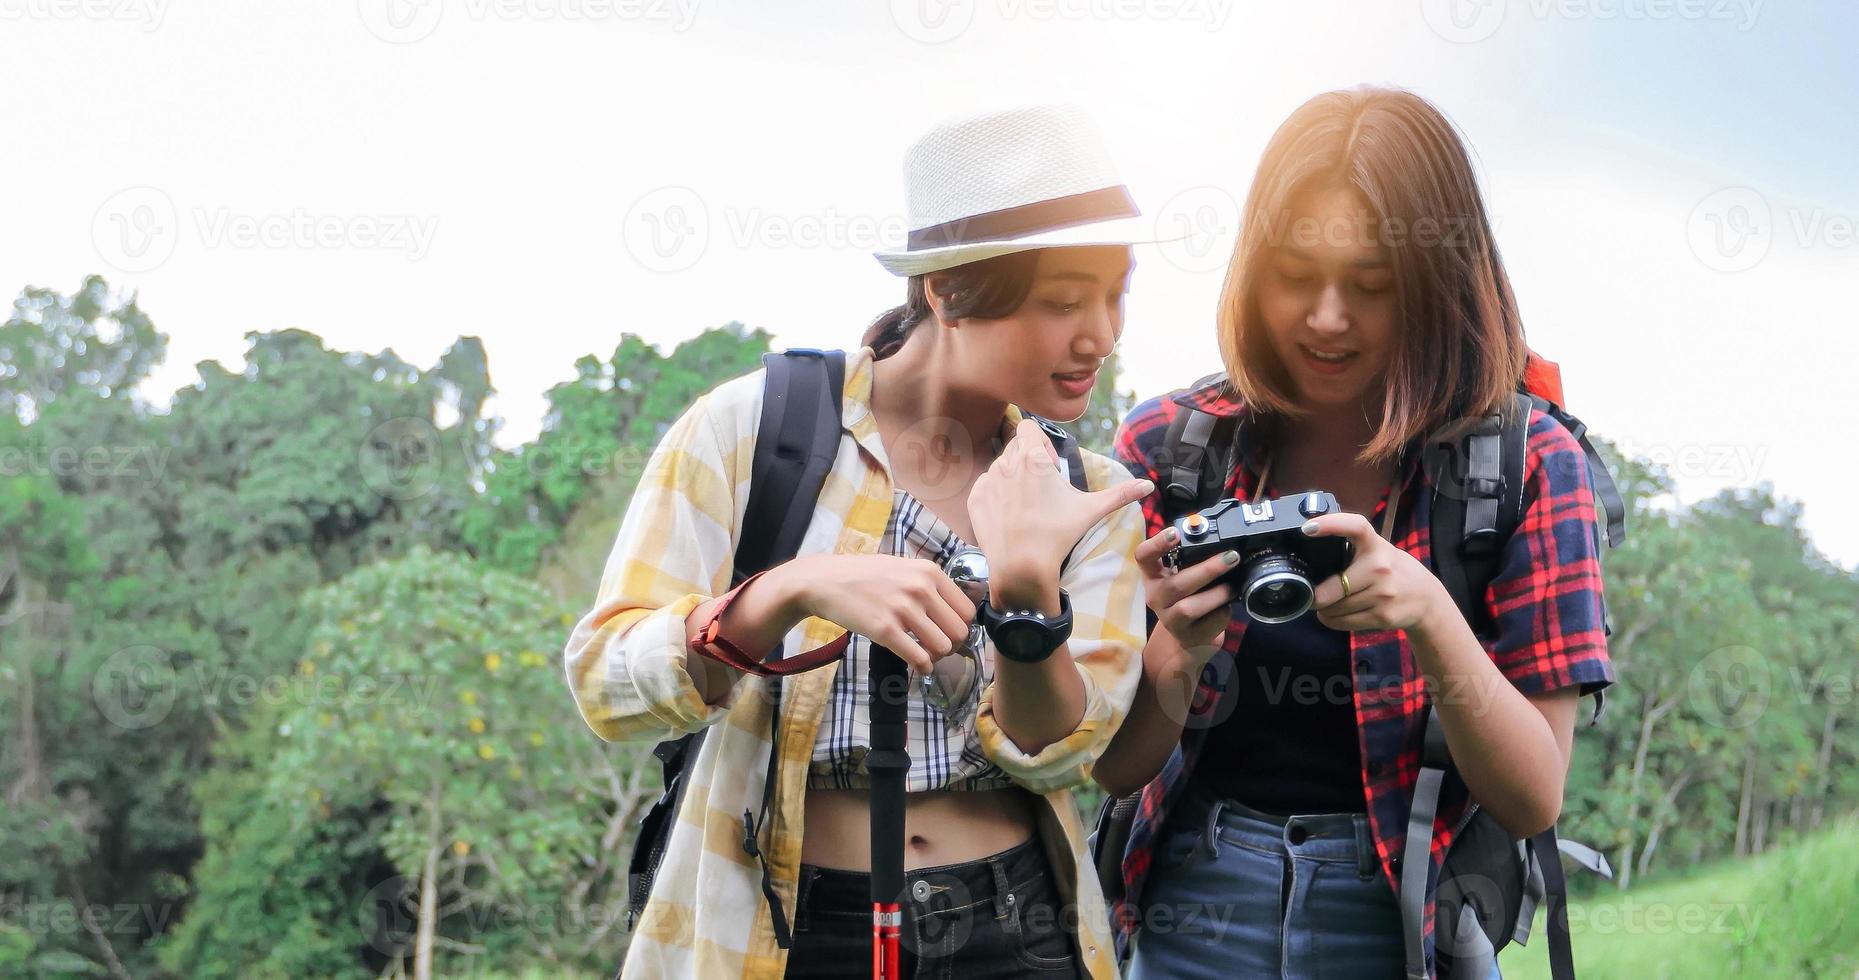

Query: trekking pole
867 643 909 980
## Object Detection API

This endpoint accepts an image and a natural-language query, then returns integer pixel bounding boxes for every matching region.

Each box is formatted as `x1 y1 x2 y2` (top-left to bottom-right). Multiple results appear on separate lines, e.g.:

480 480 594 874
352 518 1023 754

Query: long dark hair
862 250 1041 358
1218 86 1527 464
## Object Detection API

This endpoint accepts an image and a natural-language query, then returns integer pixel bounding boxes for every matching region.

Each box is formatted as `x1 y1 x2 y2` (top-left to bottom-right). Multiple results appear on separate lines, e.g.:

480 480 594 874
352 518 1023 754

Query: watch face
994 620 1047 662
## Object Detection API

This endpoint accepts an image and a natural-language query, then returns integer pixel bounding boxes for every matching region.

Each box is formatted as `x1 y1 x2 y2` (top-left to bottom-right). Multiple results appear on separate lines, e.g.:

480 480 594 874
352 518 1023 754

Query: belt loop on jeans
1353 816 1376 880
988 852 1016 928
794 866 818 934
1198 799 1227 860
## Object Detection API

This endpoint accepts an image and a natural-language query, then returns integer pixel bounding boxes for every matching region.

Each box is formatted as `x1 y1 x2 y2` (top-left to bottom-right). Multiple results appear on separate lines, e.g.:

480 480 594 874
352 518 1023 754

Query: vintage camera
1164 491 1353 624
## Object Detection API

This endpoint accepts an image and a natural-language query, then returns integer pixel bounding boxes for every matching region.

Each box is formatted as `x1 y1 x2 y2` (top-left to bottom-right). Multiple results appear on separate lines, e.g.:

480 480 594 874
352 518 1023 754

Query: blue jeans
1128 788 1500 979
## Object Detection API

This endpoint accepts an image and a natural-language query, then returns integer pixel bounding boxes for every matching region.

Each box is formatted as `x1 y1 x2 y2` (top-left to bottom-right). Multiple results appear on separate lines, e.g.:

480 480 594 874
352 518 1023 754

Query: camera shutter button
1183 513 1208 535
1299 492 1328 518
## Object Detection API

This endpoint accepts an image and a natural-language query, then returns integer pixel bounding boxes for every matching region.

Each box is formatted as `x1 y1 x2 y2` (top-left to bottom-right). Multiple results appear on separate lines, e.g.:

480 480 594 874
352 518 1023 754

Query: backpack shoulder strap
1026 414 1091 492
1426 392 1531 640
741 348 844 949
1160 374 1239 516
735 348 847 585
1401 707 1453 980
1409 392 1617 979
636 348 846 947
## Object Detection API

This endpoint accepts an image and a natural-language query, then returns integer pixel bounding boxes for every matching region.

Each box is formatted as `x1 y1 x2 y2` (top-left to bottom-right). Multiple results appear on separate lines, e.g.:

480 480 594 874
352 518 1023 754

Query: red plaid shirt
1107 379 1615 973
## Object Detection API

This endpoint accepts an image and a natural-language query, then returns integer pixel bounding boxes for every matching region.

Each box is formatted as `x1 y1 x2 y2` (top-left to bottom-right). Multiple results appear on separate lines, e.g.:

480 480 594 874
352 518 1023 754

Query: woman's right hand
1134 526 1238 663
779 553 976 676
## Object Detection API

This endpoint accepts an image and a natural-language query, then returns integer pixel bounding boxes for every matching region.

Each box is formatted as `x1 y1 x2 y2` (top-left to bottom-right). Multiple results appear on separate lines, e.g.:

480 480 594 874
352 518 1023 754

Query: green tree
161 549 634 979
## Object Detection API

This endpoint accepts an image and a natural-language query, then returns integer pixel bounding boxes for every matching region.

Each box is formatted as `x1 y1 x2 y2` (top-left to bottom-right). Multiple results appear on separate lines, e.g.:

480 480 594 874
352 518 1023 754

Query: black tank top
1190 609 1367 815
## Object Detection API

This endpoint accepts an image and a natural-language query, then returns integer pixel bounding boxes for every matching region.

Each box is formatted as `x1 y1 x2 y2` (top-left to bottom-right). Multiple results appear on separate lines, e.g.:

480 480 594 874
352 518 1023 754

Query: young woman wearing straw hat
566 104 1169 979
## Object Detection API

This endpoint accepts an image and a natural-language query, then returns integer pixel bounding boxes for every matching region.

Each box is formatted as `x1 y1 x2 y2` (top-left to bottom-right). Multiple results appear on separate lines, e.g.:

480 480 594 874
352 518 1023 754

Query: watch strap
981 588 1073 663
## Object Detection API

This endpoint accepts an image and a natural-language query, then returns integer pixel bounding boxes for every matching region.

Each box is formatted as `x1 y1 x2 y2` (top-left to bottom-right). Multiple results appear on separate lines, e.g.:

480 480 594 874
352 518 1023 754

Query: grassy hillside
1500 817 1859 979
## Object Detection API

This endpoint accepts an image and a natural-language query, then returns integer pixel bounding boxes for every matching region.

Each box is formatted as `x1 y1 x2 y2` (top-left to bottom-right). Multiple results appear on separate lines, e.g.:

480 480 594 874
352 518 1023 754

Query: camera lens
1240 549 1315 624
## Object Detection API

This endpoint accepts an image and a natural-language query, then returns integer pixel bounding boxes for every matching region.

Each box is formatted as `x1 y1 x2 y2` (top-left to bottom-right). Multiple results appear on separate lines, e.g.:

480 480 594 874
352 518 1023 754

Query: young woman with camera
565 105 1160 979
1092 87 1616 979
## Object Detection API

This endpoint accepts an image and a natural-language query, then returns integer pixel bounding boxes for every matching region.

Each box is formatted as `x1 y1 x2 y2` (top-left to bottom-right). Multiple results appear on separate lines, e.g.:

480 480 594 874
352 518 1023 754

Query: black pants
782 837 1083 979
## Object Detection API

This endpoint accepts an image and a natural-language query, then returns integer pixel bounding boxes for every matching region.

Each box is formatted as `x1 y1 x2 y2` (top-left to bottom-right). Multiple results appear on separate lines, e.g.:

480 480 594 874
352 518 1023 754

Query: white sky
4 1 1854 566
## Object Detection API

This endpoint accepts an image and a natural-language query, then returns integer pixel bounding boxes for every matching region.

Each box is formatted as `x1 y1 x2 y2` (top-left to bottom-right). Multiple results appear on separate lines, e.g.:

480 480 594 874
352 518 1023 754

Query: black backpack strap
736 349 847 586
1159 377 1239 512
1406 394 1525 977
1426 393 1531 641
740 349 844 949
1410 392 1627 977
1026 414 1091 492
1530 827 1577 980
628 349 846 943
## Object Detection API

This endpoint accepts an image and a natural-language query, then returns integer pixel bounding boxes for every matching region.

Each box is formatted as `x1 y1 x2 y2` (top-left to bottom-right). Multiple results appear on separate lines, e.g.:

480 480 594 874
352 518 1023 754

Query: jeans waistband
796 837 1050 918
1173 786 1380 879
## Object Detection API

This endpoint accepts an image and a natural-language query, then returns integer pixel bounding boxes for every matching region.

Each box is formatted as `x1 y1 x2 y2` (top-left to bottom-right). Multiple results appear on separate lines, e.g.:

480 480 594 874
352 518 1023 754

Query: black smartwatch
979 589 1073 664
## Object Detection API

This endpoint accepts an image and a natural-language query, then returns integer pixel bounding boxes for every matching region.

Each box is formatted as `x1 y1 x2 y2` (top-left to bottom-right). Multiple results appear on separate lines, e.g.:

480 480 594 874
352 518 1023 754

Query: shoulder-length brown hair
1218 86 1527 465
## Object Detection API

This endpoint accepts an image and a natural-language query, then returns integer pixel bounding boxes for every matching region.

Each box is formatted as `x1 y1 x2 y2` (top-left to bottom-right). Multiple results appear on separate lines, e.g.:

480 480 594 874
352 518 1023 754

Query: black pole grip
867 644 910 904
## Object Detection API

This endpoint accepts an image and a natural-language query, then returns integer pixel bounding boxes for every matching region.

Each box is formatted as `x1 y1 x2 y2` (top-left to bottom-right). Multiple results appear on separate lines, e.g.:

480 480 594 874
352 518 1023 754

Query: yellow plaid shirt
564 346 1146 979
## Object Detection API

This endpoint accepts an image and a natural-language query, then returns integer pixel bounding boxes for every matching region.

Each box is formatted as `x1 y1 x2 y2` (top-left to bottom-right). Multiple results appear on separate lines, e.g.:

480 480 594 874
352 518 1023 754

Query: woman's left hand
1304 512 1454 635
967 419 1152 609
